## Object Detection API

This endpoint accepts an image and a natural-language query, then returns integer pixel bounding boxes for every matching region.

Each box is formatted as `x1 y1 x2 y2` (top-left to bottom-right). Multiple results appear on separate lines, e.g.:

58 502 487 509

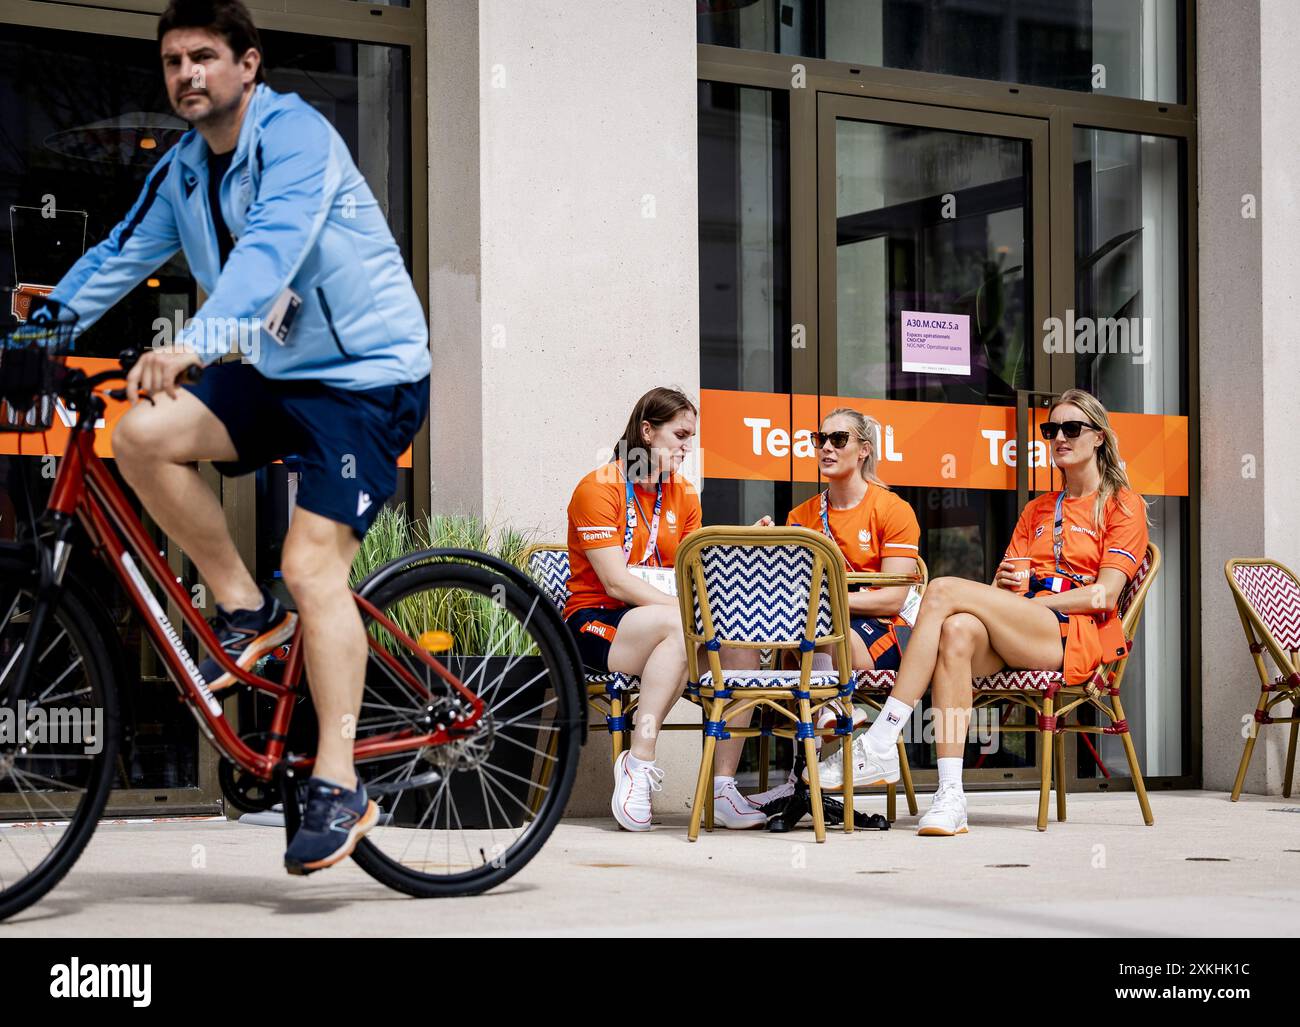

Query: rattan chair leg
1054 732 1067 823
886 783 896 823
1036 697 1053 832
897 739 918 816
1112 694 1154 825
1285 714 1298 800
1231 693 1269 802
528 726 561 815
688 706 721 843
842 731 853 834
758 734 771 793
609 694 624 763
800 699 827 842
705 721 718 833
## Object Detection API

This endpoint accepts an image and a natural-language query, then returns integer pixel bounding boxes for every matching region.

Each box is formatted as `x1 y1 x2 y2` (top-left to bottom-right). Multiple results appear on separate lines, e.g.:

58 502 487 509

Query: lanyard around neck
1052 491 1089 584
818 489 857 570
623 467 663 567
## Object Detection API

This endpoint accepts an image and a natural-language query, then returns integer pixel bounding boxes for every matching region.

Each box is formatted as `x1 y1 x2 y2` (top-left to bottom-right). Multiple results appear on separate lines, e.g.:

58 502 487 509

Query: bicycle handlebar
81 349 204 401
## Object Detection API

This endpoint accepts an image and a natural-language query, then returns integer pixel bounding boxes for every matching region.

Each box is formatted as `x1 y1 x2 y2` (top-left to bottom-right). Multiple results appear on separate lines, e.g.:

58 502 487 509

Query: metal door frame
698 6 1200 793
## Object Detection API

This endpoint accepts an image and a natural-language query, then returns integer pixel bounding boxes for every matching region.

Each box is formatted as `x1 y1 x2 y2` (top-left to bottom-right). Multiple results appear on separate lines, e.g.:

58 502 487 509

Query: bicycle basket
0 320 74 433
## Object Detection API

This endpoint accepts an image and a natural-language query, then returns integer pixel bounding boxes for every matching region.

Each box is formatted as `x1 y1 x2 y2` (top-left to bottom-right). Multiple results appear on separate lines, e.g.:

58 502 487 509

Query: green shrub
350 505 540 657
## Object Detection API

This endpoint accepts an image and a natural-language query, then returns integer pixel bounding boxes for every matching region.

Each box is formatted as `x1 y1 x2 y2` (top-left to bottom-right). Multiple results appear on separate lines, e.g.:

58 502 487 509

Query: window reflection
699 0 1184 104
1074 127 1187 778
698 81 792 526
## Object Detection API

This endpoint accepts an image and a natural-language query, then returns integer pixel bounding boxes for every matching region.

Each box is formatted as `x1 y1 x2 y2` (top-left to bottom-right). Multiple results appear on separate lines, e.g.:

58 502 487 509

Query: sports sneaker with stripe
712 779 766 829
611 750 663 831
284 777 379 875
197 585 297 691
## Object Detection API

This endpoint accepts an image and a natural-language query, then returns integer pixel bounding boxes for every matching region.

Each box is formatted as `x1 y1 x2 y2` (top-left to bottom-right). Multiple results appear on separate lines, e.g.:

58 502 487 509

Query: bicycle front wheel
346 557 583 897
0 578 118 921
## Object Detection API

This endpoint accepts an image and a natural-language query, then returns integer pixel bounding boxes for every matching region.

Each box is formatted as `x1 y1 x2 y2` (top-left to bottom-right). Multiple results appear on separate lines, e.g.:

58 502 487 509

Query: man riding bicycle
30 0 431 875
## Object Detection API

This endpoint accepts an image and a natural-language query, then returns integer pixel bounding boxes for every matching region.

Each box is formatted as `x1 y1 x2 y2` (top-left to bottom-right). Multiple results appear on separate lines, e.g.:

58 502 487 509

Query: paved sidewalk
5 790 1299 936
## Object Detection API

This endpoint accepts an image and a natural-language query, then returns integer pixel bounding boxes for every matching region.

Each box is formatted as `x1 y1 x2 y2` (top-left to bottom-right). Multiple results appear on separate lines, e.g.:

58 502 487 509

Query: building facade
0 0 1294 815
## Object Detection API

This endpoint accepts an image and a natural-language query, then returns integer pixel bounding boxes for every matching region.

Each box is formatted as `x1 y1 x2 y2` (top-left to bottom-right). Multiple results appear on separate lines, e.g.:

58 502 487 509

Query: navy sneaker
284 777 379 876
197 586 297 691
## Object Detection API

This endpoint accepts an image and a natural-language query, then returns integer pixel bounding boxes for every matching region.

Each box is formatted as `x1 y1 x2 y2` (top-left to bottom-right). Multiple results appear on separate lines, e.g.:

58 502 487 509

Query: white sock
865 697 914 754
937 757 964 791
626 753 654 772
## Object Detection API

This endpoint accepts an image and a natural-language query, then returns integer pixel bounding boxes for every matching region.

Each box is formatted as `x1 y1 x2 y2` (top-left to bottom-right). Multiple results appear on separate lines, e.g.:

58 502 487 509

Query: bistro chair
1224 558 1300 801
676 526 855 842
967 542 1162 831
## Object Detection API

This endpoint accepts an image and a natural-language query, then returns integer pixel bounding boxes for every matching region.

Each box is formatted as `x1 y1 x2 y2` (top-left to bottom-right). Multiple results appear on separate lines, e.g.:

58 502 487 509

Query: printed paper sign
901 311 970 375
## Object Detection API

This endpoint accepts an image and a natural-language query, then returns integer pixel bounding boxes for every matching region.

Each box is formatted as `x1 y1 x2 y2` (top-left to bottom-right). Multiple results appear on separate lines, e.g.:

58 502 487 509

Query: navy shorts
1027 575 1071 648
850 616 911 671
565 607 632 674
184 361 429 540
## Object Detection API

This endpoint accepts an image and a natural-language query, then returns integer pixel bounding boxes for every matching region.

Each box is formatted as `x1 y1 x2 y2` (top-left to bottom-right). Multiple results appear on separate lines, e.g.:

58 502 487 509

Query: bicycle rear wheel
346 557 583 896
0 576 118 921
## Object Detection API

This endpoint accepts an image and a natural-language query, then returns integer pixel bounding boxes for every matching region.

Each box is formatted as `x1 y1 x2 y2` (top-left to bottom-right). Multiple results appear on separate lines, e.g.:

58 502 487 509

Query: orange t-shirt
563 465 702 619
1003 487 1149 683
785 483 921 574
1003 488 1148 586
786 484 921 631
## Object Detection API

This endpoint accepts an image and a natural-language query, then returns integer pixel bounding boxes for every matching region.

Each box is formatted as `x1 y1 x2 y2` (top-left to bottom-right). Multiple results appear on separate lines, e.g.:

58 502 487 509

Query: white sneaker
611 751 663 832
803 734 899 789
917 783 969 836
747 769 797 808
815 702 870 733
712 779 766 829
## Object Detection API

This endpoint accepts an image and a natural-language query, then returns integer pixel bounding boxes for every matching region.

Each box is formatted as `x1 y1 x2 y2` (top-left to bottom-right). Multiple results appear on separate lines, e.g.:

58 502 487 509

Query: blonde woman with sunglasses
848 389 1149 836
749 407 921 803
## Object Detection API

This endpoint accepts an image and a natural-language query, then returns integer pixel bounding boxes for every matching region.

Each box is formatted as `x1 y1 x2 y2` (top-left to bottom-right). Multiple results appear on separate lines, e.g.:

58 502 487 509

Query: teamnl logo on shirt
857 530 871 550
580 527 614 543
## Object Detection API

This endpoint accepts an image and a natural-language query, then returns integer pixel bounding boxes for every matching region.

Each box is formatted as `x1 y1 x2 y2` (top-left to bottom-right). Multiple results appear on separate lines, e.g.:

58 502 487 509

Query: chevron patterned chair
676 526 856 842
523 543 644 762
1225 558 1300 801
965 542 1162 832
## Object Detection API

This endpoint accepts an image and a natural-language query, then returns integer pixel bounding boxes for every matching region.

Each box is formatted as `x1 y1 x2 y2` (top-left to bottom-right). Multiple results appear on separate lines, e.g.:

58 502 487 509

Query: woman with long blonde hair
845 389 1149 835
748 406 922 803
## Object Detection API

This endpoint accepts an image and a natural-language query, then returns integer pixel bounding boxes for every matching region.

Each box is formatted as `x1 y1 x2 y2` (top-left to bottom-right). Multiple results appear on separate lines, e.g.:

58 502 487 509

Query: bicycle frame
18 413 485 782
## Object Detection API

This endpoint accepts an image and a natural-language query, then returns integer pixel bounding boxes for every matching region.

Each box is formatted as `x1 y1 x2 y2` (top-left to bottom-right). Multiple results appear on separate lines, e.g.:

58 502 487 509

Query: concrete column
428 1 484 518
429 0 702 815
1198 0 1298 794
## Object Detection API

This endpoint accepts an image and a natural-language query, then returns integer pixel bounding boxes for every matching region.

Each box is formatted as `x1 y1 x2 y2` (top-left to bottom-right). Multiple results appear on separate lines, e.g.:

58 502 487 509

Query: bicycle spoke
489 729 559 764
27 684 92 707
36 626 68 664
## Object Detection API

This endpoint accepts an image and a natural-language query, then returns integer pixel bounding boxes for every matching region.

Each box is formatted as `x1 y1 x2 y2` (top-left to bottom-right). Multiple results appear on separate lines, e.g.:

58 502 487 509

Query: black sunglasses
1039 420 1101 441
812 430 853 449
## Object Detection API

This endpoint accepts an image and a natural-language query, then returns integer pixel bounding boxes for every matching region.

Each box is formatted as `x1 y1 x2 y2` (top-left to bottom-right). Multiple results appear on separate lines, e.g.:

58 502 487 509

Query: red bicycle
0 321 584 920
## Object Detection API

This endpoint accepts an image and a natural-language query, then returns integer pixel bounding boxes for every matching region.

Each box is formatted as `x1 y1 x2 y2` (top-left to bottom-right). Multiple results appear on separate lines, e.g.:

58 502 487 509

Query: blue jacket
47 84 431 390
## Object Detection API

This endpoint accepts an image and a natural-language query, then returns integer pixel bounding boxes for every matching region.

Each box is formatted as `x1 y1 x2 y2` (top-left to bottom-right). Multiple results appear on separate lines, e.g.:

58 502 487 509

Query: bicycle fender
355 548 588 744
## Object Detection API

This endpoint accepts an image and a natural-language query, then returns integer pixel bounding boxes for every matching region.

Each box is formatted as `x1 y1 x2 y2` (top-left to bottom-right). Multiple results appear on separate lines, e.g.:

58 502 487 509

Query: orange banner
700 389 1189 497
0 358 413 467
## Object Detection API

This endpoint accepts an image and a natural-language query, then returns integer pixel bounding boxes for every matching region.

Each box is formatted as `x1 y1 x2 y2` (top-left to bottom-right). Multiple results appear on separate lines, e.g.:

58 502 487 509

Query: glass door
817 95 1059 785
